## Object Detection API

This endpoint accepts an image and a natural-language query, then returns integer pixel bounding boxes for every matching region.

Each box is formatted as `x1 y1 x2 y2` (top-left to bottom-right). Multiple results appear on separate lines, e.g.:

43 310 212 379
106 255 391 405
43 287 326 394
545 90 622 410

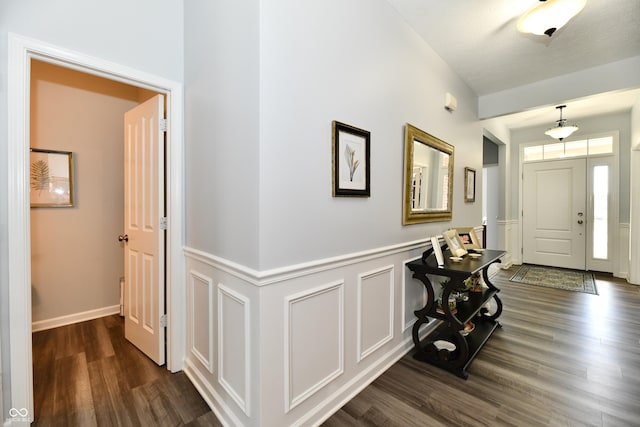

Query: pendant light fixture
545 105 578 140
517 0 586 37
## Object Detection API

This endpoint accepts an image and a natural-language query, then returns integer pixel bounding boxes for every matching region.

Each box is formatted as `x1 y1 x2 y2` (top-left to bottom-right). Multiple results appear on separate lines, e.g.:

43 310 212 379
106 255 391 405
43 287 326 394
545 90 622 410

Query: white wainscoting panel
184 240 435 426
284 281 344 412
189 270 214 373
617 223 630 280
499 219 517 267
218 284 251 416
357 265 394 362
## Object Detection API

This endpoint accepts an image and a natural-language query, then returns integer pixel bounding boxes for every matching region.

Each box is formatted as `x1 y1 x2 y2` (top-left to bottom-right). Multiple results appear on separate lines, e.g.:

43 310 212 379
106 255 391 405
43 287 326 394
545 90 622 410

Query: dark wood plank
32 315 217 426
87 355 142 426
185 411 225 427
80 316 115 363
153 370 213 423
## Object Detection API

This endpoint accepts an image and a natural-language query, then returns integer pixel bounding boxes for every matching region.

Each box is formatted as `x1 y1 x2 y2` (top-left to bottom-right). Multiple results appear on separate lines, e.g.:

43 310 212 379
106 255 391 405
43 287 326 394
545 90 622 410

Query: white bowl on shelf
433 340 456 352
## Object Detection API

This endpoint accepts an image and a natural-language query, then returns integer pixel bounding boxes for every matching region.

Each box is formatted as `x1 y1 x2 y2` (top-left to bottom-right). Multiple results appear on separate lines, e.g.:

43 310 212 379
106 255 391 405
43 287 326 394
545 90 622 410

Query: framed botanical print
30 148 74 207
332 120 370 197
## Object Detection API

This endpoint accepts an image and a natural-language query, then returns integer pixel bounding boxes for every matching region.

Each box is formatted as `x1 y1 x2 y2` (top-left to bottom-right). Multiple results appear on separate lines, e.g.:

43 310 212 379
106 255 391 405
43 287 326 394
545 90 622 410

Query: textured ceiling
386 0 640 129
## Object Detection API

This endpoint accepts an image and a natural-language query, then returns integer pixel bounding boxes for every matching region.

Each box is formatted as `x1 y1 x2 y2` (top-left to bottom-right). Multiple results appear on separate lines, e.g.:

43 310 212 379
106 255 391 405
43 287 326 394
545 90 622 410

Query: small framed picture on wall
30 148 74 207
464 167 476 203
332 120 371 197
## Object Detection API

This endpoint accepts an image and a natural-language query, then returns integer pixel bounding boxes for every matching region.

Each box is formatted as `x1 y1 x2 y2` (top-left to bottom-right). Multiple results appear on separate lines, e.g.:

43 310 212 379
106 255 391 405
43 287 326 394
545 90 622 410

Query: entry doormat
510 264 597 295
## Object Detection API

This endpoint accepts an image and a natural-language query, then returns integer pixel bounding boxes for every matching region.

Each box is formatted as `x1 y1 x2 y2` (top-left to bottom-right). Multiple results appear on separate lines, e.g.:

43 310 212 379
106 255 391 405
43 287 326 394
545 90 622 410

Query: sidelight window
592 165 609 260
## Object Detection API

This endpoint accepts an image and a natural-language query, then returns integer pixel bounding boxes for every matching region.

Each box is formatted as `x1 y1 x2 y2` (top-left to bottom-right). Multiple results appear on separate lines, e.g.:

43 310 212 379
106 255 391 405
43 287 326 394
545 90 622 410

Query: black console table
406 248 505 379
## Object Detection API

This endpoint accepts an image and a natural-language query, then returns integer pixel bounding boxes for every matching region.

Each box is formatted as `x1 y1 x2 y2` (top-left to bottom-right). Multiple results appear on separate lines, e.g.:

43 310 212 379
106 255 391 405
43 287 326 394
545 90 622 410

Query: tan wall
30 60 156 324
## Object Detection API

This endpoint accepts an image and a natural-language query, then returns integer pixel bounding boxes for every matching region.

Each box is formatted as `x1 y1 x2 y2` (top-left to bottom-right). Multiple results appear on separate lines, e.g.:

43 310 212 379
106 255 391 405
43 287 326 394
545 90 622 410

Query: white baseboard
31 305 121 332
184 359 243 427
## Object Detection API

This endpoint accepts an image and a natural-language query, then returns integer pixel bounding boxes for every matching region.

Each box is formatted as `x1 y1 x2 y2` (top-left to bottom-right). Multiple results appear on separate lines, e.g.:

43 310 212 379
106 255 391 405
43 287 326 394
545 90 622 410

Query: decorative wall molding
284 281 345 413
188 271 214 373
184 239 448 426
357 265 394 362
291 328 435 427
31 305 121 332
217 284 251 416
498 219 517 267
184 238 428 287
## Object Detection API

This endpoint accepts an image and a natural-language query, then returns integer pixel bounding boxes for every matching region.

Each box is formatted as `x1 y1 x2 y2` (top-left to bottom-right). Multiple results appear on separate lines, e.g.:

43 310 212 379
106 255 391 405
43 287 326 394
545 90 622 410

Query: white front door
523 159 586 269
122 94 166 365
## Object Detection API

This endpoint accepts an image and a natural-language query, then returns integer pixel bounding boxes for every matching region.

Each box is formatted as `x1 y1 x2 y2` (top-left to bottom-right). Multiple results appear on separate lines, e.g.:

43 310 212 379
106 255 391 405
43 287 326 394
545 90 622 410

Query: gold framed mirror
402 123 454 224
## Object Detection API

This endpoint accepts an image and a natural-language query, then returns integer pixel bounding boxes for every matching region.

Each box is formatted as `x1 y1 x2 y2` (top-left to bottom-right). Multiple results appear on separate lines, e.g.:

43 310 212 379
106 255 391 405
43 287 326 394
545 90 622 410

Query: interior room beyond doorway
30 59 160 331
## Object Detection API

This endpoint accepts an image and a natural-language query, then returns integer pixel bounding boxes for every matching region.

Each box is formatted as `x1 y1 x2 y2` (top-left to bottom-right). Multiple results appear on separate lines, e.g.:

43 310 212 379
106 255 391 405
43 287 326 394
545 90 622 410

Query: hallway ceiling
387 0 640 130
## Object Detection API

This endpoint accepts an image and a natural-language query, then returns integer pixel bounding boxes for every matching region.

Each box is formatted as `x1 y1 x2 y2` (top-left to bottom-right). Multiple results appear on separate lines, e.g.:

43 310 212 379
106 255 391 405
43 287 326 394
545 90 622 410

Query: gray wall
483 136 499 166
184 0 261 269
185 0 486 271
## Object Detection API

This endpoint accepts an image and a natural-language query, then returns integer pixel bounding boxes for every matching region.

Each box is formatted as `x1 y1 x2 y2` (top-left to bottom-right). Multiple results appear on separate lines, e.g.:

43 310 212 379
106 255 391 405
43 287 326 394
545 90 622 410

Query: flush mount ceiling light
517 0 586 37
545 105 579 140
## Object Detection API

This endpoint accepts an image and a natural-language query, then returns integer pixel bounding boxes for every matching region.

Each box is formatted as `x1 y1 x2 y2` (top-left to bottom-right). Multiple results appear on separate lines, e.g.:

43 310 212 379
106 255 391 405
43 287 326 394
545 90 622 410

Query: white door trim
7 33 185 419
518 132 619 274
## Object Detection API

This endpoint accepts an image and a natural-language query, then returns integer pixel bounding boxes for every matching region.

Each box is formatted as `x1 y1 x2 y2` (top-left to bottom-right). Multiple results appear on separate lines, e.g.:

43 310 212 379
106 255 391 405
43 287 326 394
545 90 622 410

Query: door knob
118 234 129 242
577 220 583 225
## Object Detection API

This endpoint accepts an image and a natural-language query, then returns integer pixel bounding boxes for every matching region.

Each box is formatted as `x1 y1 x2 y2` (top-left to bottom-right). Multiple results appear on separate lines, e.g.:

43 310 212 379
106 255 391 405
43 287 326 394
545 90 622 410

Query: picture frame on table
30 148 74 207
453 227 482 249
443 229 468 257
430 236 445 266
332 120 370 197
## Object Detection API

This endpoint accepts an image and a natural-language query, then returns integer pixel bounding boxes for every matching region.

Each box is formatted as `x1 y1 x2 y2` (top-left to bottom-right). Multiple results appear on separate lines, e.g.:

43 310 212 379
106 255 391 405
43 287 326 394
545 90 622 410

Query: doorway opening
482 136 500 249
29 59 162 334
520 133 618 272
8 34 185 419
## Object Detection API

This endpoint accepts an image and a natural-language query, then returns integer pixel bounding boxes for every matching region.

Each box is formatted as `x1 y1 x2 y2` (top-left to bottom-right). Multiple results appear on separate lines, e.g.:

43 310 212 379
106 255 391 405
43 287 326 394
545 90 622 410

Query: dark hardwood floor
32 314 221 426
34 267 640 426
323 266 640 427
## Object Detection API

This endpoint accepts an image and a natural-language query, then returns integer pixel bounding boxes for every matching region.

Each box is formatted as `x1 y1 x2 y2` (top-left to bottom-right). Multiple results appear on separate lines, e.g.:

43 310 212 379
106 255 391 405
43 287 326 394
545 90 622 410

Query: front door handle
118 234 129 243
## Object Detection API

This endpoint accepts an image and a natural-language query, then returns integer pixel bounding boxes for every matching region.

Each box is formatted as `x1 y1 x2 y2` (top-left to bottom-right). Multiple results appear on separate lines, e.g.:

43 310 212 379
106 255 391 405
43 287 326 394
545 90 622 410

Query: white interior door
523 158 586 269
122 94 166 365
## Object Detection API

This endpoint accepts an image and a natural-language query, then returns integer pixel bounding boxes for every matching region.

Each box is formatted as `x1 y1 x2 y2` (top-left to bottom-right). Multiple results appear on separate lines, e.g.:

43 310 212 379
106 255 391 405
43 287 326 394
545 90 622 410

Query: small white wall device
444 92 457 112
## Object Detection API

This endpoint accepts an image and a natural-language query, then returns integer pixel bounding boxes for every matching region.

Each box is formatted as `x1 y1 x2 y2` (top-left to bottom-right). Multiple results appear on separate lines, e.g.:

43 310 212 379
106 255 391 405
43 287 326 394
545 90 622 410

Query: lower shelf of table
413 316 501 379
